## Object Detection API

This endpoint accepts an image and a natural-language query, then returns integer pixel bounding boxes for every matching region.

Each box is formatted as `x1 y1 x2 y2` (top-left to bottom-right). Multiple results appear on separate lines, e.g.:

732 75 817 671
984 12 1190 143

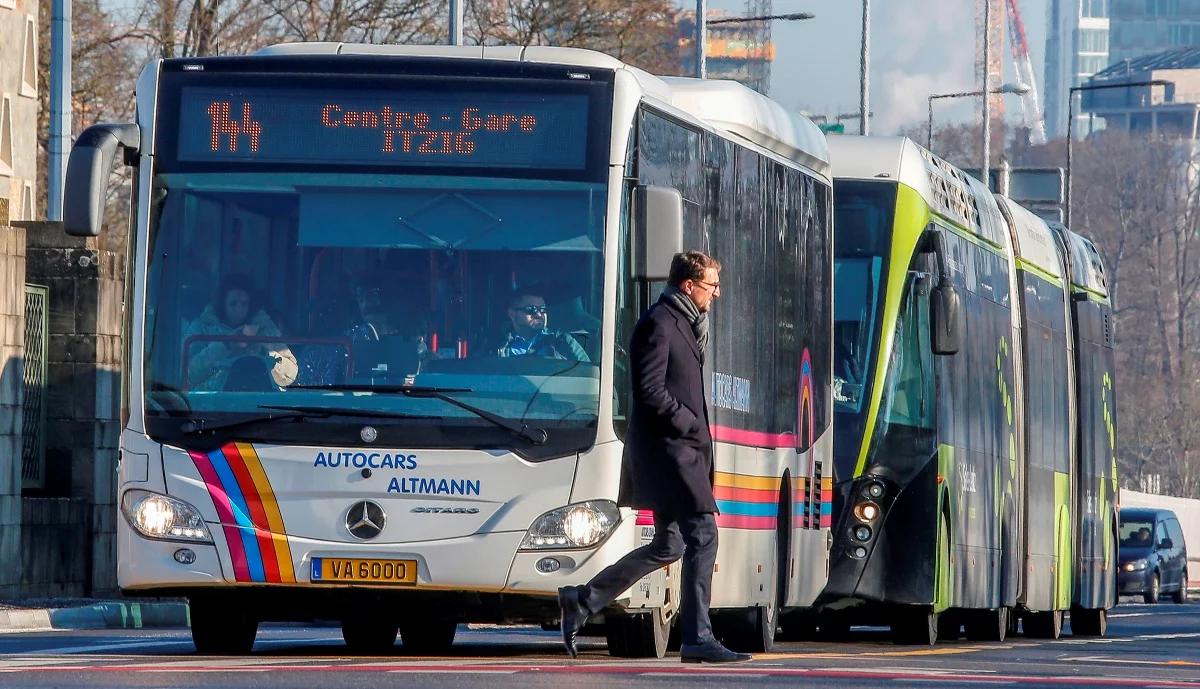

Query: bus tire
341 617 399 654
398 619 457 655
1070 607 1107 637
721 603 777 653
892 607 938 646
190 599 257 655
605 609 669 658
964 607 1007 642
1172 585 1189 604
1023 609 1063 639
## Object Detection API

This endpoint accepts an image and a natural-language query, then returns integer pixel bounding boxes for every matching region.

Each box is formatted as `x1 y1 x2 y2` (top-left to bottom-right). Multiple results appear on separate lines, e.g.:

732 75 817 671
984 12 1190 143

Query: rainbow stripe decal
636 470 832 531
187 442 296 583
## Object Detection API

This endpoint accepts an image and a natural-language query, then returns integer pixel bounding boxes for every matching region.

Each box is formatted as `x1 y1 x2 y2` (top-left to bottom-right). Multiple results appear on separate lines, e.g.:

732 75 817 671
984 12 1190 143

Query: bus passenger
184 274 298 391
494 289 589 362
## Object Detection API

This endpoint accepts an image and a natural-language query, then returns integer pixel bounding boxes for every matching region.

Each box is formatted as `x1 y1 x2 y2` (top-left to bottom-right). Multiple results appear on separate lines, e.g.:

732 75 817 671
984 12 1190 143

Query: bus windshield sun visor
288 384 549 445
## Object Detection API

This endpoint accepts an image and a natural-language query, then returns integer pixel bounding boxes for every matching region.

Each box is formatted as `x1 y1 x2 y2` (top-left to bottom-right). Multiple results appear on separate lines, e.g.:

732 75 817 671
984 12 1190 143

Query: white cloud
871 0 980 133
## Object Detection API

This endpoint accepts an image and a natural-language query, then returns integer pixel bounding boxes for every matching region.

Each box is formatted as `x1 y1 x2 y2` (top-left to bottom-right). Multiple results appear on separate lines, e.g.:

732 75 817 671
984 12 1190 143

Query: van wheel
190 598 257 655
1070 607 1107 637
1145 573 1160 604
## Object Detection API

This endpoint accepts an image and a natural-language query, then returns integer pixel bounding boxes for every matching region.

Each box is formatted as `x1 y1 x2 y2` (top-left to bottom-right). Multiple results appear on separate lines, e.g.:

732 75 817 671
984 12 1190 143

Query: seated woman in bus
492 289 589 362
184 273 298 391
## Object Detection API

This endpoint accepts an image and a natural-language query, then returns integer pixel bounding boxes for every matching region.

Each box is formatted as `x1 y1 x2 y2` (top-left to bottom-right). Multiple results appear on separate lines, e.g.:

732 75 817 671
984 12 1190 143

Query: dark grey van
1118 508 1189 604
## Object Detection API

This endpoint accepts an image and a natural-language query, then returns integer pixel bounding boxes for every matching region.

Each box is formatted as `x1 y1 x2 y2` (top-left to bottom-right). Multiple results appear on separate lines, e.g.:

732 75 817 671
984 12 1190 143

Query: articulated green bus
818 137 1117 644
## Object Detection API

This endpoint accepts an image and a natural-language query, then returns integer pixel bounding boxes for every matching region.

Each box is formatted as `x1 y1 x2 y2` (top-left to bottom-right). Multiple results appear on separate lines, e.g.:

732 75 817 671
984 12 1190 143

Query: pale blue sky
698 0 1049 133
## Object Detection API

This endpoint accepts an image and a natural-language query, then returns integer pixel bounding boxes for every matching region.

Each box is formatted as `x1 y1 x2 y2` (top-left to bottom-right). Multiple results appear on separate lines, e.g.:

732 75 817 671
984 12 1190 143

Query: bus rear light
853 501 880 523
851 546 868 559
852 525 872 542
861 481 886 499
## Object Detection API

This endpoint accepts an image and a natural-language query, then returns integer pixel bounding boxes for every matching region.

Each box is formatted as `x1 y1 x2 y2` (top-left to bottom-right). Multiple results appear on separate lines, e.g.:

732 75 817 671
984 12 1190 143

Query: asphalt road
1 602 1199 688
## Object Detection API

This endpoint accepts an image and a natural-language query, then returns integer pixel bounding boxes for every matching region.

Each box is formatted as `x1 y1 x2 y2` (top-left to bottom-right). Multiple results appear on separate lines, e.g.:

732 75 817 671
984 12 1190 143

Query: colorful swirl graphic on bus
797 348 816 451
187 442 296 583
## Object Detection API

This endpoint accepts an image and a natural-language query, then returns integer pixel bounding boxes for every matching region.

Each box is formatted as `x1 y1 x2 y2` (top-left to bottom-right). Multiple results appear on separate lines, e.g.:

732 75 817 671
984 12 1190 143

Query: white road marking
26 640 194 655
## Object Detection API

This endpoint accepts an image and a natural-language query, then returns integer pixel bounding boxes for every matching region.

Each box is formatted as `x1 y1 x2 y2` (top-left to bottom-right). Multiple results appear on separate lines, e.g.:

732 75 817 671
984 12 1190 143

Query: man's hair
667 251 722 287
508 288 545 308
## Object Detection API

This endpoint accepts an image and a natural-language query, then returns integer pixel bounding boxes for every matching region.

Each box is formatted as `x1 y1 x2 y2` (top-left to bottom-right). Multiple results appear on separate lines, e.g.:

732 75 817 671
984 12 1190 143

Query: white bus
64 44 834 657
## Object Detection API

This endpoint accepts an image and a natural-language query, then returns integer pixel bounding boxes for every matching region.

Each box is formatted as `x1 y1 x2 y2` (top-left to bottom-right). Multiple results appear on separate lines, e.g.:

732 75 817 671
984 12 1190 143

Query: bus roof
250 42 829 178
827 136 1006 248
660 77 829 178
1054 224 1110 297
995 195 1063 281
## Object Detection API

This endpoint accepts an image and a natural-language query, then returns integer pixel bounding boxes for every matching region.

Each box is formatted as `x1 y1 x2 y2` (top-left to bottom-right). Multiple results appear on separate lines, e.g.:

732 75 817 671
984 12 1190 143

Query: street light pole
981 0 992 186
927 83 1030 150
448 0 463 46
860 0 870 135
696 0 707 79
1065 78 1170 227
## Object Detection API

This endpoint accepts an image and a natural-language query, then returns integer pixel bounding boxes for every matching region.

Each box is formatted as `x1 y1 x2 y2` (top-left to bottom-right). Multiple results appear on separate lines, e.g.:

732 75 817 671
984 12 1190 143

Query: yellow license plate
311 558 417 585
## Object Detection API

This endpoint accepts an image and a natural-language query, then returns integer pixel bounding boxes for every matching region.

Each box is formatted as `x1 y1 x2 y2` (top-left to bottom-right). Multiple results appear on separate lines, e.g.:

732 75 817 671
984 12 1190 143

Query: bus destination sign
176 86 590 170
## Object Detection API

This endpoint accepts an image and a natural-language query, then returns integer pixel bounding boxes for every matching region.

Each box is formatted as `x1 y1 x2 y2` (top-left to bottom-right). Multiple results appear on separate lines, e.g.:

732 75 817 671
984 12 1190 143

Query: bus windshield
143 170 606 458
832 181 896 481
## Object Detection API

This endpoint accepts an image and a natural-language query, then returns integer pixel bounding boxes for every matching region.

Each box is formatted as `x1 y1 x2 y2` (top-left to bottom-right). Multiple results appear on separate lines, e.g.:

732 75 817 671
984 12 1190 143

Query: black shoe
679 641 753 663
557 586 589 658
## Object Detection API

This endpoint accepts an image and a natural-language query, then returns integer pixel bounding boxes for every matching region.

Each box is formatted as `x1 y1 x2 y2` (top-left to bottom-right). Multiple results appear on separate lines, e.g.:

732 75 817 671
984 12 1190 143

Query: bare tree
465 0 678 73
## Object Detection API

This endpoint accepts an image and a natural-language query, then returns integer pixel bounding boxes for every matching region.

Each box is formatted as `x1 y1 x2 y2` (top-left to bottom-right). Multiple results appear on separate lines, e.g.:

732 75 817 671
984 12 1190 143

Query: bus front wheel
190 597 257 655
605 608 670 658
964 607 1008 642
398 619 457 655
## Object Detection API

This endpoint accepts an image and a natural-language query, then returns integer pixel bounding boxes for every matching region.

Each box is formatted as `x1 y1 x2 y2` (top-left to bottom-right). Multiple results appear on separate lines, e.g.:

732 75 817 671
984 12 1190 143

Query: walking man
557 251 751 663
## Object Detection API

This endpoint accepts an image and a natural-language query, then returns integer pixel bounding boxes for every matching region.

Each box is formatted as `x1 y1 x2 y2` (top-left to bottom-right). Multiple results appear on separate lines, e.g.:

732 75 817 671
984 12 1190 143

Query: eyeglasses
516 305 548 315
695 280 721 292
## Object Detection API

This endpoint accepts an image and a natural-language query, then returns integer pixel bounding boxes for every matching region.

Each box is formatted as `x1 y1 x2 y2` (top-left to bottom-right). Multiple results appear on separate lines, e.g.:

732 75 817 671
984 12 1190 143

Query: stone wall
20 498 89 597
0 198 25 598
22 221 124 596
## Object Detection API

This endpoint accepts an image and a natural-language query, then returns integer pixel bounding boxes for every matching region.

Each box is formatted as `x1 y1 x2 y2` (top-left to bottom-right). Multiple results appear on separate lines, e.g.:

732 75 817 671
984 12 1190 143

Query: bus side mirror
931 283 961 355
64 123 140 237
632 185 683 281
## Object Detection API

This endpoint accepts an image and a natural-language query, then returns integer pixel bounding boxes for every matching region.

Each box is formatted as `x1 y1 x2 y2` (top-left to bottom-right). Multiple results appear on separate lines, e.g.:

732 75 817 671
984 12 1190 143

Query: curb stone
0 601 190 631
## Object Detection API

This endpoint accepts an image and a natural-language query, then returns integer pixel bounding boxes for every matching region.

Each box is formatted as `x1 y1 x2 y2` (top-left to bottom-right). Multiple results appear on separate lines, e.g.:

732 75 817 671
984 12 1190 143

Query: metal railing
21 284 48 490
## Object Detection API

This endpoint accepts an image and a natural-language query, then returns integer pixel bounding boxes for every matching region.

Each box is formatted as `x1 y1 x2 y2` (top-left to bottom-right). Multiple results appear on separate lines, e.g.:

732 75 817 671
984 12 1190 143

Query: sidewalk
0 598 190 632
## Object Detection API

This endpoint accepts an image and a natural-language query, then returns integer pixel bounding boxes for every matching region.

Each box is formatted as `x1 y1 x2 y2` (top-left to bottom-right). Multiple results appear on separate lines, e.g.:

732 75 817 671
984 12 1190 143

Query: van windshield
1119 519 1154 548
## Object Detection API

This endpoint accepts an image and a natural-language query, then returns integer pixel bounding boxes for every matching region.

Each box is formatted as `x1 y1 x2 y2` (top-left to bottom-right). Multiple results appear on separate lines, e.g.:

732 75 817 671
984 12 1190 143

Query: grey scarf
662 286 709 364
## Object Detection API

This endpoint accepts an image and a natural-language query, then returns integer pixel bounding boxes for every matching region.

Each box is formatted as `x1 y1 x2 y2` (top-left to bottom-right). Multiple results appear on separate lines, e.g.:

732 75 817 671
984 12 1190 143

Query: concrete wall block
45 362 79 420
23 222 92 251
0 349 24 405
72 368 98 419
44 277 77 334
0 524 20 588
76 279 100 333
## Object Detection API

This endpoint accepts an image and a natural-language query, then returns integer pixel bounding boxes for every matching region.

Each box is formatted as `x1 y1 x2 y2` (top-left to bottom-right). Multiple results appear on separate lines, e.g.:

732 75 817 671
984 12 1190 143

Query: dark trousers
579 511 718 646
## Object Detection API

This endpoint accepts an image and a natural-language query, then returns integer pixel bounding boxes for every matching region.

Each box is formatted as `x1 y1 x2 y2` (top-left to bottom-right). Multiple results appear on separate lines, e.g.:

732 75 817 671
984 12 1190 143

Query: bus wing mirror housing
64 123 140 237
633 185 683 281
931 283 962 355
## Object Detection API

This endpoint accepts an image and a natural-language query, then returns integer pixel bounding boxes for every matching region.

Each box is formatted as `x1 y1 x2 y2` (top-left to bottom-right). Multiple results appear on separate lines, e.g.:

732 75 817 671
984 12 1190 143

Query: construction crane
977 0 1006 119
1006 0 1048 144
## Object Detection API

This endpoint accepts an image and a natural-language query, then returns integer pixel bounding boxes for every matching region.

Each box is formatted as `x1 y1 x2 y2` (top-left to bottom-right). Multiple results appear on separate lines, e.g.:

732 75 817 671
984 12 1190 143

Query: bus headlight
1123 559 1148 572
121 490 212 543
520 501 620 550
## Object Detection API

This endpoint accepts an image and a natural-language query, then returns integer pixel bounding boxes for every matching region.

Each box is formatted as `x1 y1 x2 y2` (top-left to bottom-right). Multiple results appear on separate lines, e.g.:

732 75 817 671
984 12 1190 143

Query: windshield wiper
181 405 437 437
287 384 549 445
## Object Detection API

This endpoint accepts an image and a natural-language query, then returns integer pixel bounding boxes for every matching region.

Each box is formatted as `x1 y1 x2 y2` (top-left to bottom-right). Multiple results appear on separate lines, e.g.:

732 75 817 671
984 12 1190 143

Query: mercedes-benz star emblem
360 426 378 443
346 501 386 540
